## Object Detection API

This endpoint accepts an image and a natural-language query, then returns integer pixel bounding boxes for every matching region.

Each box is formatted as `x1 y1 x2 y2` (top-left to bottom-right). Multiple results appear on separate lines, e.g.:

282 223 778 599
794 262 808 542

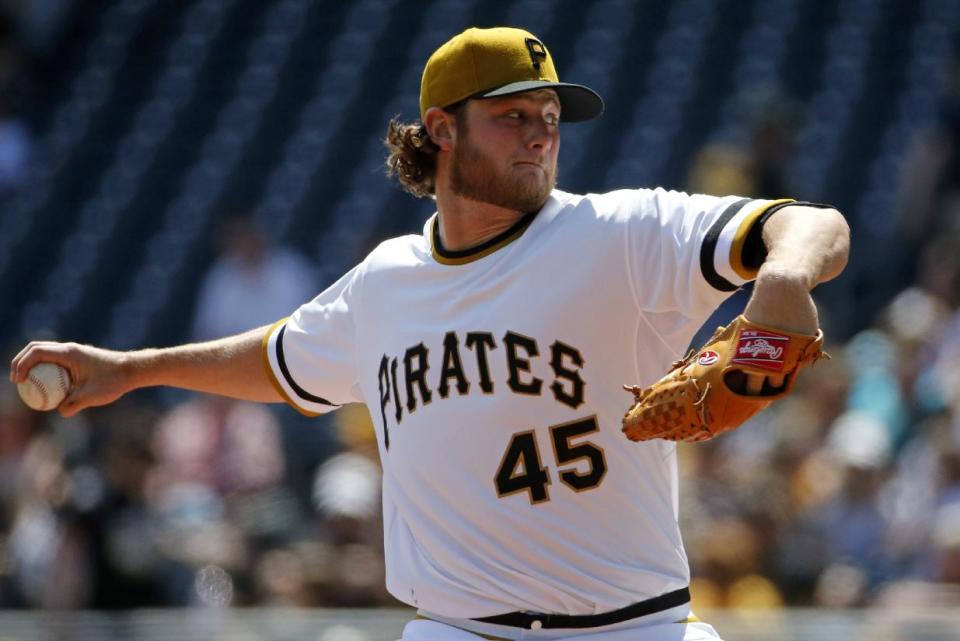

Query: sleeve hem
262 317 322 417
699 197 751 292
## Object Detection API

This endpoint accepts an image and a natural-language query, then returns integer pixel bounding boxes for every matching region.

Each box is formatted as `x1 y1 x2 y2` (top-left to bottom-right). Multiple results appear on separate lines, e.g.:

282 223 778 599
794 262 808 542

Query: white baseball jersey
263 188 789 618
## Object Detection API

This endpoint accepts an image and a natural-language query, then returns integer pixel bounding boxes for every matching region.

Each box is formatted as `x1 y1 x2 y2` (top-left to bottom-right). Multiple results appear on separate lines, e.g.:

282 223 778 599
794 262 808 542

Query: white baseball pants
398 607 723 641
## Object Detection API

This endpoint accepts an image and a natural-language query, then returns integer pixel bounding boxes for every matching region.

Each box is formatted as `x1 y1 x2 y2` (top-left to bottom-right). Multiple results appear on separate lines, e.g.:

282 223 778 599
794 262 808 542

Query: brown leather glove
622 315 826 442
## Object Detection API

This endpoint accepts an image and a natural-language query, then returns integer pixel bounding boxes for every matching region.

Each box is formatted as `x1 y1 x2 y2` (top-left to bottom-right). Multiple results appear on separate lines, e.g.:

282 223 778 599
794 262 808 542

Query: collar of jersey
430 208 539 266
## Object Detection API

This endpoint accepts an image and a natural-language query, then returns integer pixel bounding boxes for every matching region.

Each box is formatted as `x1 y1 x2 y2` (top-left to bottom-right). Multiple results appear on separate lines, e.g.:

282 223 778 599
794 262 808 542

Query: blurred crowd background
0 0 959 617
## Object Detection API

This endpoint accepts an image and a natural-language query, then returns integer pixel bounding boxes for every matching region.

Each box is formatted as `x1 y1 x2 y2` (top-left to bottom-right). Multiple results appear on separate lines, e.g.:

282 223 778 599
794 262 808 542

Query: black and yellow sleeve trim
261 317 327 417
431 210 538 265
730 198 794 280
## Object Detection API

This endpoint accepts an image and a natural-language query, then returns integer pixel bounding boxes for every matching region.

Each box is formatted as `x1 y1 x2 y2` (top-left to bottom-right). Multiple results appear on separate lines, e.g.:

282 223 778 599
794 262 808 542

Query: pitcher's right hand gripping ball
17 362 71 412
622 315 826 442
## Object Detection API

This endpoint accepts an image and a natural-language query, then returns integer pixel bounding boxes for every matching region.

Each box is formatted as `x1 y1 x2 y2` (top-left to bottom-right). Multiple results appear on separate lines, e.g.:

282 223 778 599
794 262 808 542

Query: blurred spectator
78 403 166 609
147 395 297 604
743 87 799 199
897 56 960 247
806 411 894 606
912 237 960 311
150 396 286 498
313 404 381 538
6 431 89 608
686 88 798 200
306 403 390 607
191 215 319 342
843 331 908 445
931 502 960 583
687 144 756 198
0 384 41 520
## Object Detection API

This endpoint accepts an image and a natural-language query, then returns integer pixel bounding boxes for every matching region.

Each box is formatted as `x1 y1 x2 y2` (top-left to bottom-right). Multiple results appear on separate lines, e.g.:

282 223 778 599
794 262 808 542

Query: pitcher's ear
424 107 455 151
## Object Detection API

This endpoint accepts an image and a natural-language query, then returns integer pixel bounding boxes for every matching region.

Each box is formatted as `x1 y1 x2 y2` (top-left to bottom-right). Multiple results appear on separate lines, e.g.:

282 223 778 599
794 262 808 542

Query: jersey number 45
495 416 607 505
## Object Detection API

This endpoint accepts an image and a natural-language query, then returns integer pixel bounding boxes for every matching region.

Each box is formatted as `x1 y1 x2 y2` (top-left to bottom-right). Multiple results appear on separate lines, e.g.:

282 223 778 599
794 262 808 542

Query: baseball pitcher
11 27 849 641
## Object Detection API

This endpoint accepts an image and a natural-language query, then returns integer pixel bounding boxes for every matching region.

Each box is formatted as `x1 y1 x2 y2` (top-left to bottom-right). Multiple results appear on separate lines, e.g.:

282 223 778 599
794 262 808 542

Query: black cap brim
478 80 605 123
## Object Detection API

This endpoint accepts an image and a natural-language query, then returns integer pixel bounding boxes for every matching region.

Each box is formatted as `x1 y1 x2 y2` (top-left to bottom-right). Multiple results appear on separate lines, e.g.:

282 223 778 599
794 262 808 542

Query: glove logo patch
698 351 719 366
733 330 790 372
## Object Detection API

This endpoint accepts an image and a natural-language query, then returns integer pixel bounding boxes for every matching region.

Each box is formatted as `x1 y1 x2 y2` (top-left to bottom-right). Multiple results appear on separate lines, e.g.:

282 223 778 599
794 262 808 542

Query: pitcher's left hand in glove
622 315 825 442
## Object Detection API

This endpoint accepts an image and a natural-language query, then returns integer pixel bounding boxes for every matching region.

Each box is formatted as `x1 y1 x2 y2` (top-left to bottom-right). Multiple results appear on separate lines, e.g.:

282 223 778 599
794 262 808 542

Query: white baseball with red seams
17 363 71 411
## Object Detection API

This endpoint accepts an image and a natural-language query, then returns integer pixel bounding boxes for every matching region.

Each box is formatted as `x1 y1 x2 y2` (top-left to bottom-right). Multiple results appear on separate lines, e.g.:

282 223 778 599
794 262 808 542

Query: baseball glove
622 315 825 443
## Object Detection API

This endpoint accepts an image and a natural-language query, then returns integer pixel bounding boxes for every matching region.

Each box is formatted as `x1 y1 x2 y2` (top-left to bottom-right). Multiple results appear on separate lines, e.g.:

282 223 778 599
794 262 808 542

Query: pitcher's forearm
123 326 283 402
742 205 850 335
760 204 850 289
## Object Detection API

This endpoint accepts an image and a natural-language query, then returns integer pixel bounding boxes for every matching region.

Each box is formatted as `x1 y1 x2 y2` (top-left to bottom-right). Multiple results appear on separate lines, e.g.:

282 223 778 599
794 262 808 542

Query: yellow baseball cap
419 27 604 123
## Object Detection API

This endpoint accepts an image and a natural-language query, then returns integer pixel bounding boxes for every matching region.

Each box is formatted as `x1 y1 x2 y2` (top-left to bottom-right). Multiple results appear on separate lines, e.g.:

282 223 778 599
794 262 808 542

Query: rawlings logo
732 330 790 372
698 351 719 366
737 339 783 360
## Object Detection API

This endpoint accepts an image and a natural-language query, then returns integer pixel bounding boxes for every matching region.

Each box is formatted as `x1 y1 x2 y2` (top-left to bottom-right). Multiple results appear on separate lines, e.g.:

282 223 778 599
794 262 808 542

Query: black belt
472 587 690 630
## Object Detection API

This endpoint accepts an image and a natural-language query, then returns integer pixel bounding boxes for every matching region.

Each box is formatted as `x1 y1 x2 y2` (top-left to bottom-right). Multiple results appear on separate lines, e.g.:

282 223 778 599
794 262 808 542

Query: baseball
17 363 71 411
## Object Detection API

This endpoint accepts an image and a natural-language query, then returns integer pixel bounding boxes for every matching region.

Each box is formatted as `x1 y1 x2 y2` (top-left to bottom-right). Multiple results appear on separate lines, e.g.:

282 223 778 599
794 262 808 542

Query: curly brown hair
384 103 467 198
384 119 440 198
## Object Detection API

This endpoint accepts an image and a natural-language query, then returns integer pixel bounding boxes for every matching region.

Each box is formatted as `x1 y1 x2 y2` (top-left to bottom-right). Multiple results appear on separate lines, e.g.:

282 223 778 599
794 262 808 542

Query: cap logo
525 38 547 70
